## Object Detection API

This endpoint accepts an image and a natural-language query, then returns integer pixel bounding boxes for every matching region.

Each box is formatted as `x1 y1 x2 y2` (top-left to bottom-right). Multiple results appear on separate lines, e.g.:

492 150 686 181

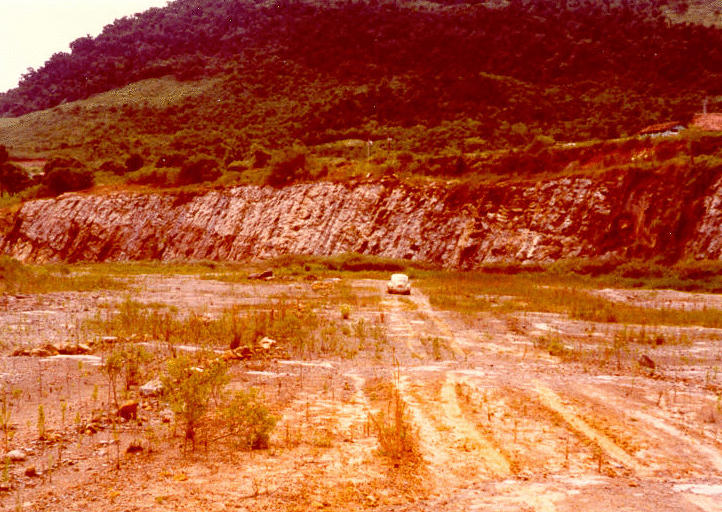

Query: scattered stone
6 449 27 462
222 346 253 361
29 346 56 357
140 378 164 397
101 336 119 344
55 343 92 355
259 337 277 350
248 270 273 280
160 407 174 423
126 440 144 454
24 466 38 478
638 354 656 370
118 400 139 421
0 482 11 492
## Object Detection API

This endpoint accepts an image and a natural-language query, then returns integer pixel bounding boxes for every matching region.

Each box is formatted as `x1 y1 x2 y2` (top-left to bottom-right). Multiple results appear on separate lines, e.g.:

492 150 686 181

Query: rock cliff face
2 166 722 267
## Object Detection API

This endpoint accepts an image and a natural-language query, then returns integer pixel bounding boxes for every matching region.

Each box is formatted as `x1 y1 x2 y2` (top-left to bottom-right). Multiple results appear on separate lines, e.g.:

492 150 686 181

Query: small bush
156 153 185 168
126 168 175 187
265 148 307 186
252 148 271 168
125 154 144 173
340 304 351 319
162 355 229 444
97 160 126 175
176 157 221 185
222 388 278 450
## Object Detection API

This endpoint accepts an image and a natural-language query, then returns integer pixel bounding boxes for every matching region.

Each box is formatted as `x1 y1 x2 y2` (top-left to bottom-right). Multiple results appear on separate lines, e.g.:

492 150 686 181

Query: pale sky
0 0 171 93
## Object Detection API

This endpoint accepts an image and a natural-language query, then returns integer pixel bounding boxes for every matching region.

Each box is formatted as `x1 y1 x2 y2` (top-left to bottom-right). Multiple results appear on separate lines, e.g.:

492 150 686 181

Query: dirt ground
1 274 721 511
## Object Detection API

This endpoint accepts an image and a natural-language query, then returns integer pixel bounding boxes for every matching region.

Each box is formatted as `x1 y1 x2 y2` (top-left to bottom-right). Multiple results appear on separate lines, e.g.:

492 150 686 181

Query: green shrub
97 160 126 175
162 355 228 443
41 157 94 195
155 153 185 168
265 148 307 186
0 163 31 195
125 153 144 173
176 156 221 185
222 388 278 450
126 168 176 187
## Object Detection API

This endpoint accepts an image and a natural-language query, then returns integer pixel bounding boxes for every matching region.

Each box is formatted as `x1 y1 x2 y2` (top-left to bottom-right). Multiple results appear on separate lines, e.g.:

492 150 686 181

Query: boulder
259 337 277 350
6 449 26 462
638 354 656 370
248 270 273 280
56 343 91 355
117 400 139 421
29 347 55 357
140 378 164 397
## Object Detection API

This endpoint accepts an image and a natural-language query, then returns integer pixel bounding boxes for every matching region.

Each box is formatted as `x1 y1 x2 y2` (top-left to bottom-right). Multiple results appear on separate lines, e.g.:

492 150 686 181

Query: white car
387 273 411 295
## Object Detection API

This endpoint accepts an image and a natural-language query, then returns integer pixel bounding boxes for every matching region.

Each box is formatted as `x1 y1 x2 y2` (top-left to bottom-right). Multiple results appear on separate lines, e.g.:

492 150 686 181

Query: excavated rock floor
0 274 721 511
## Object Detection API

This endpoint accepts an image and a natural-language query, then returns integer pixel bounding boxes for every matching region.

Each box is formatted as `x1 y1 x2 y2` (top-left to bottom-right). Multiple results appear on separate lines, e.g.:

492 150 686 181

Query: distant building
690 113 722 131
637 121 686 137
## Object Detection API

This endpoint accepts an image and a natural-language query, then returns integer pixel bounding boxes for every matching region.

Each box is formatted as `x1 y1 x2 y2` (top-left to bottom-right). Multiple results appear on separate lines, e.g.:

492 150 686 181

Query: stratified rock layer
2 167 722 266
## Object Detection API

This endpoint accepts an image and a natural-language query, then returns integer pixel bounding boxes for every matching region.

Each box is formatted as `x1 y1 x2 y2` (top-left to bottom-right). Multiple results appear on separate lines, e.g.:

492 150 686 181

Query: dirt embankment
2 165 722 266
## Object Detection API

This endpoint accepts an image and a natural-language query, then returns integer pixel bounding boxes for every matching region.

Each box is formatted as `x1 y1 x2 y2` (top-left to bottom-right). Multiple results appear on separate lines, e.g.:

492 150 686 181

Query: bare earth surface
1 275 721 511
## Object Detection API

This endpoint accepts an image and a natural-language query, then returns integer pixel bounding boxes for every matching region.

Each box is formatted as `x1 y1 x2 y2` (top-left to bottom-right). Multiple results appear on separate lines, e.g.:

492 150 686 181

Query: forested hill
1 0 722 154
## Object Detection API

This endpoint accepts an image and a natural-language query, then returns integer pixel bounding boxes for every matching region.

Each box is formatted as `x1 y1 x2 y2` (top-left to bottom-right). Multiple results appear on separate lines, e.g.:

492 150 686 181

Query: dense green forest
0 0 721 196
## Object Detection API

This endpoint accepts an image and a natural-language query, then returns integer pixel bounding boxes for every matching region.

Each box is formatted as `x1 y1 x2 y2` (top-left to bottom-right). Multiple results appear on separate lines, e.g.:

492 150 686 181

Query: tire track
533 381 646 475
439 373 512 477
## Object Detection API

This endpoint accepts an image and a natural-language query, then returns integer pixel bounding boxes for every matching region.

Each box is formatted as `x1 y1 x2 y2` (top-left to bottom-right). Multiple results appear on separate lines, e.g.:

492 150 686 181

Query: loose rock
248 270 273 280
638 354 656 370
140 378 164 397
118 400 139 421
6 449 27 462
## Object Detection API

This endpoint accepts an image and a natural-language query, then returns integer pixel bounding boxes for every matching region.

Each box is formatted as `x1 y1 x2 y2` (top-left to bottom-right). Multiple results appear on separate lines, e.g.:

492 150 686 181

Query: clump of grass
87 298 323 356
419 269 722 329
0 256 126 294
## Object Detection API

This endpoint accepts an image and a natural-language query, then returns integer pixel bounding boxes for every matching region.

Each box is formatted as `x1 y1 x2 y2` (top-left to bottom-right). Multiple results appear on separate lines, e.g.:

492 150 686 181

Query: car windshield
390 274 408 284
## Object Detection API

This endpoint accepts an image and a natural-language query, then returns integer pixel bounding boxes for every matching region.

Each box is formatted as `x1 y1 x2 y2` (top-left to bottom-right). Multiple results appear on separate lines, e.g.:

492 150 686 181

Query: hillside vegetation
0 0 721 198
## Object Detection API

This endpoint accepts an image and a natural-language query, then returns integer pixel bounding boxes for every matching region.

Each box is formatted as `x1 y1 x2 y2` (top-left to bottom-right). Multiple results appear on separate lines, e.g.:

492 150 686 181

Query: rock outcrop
2 166 722 267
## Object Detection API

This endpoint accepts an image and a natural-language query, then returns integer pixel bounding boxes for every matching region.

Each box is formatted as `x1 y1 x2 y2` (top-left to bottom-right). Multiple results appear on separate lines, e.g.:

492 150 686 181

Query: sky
0 0 170 93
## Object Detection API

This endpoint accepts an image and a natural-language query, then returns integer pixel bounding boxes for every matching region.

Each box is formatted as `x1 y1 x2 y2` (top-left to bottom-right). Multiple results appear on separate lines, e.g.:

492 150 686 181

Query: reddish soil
1 275 721 511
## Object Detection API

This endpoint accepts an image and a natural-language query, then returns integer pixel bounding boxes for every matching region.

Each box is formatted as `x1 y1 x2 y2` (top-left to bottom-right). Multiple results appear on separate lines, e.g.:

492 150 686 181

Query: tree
0 163 31 196
41 157 94 196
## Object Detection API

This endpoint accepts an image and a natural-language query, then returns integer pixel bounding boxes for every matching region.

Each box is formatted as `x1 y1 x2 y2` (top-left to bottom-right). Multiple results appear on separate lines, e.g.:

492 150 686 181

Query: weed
37 404 45 440
0 393 13 451
0 256 126 294
369 370 420 464
340 304 351 320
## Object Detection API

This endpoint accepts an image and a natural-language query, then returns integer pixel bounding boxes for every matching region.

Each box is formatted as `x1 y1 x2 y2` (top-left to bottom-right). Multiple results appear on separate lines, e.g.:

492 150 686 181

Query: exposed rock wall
2 167 722 266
